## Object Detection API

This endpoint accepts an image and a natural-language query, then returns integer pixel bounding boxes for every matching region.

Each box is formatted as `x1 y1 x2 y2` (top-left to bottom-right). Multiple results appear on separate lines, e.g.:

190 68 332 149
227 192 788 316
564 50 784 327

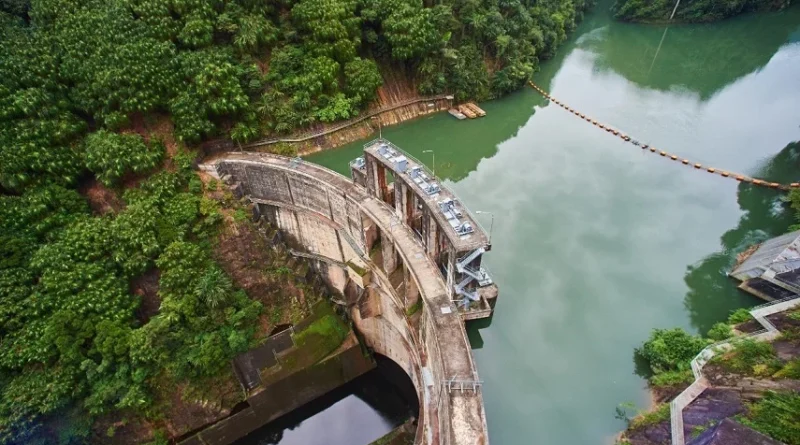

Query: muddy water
306 3 800 444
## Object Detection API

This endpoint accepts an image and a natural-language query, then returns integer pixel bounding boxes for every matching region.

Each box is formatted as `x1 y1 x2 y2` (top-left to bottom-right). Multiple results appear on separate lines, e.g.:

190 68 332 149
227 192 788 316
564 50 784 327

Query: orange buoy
694 163 702 169
735 176 744 181
612 130 619 136
580 114 585 118
769 182 780 188
670 155 678 160
682 160 689 165
792 183 800 188
721 172 729 177
599 124 605 129
752 179 762 185
650 147 656 152
660 151 666 156
707 168 715 173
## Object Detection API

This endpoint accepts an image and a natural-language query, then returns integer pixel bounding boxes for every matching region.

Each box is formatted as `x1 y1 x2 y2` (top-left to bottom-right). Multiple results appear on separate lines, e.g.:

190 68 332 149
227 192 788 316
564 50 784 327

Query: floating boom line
527 81 797 192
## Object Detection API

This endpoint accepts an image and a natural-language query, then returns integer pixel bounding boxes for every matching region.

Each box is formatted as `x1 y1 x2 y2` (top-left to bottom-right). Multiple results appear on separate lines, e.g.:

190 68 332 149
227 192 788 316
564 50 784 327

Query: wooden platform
465 102 486 117
457 104 477 119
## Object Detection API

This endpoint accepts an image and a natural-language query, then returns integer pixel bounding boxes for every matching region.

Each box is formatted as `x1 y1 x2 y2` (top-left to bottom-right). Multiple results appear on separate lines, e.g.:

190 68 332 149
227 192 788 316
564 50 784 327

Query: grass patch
232 208 249 223
739 391 800 445
405 299 422 317
629 403 670 430
715 338 782 377
774 358 800 379
728 308 753 324
292 302 350 357
346 259 367 276
650 369 693 388
691 420 717 438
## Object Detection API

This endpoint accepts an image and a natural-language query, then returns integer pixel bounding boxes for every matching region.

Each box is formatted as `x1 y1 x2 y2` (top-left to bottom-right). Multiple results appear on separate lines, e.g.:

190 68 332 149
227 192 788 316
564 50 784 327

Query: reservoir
304 3 800 443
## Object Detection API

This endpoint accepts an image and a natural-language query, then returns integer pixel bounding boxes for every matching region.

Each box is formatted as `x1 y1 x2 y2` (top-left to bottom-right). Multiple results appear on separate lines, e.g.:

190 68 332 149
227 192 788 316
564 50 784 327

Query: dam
201 139 498 444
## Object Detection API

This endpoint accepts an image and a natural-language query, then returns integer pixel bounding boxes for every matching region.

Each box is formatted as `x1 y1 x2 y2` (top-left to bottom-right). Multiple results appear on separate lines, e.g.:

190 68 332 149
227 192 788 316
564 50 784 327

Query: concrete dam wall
203 147 497 445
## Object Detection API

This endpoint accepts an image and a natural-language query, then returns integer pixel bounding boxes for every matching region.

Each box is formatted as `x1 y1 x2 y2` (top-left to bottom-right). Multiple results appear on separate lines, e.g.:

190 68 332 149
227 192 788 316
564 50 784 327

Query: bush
84 131 164 186
707 322 733 341
728 308 753 324
635 328 707 375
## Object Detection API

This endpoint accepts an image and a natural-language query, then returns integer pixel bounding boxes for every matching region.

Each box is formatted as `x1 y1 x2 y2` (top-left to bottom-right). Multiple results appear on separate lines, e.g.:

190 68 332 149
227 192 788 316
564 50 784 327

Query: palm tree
194 267 233 308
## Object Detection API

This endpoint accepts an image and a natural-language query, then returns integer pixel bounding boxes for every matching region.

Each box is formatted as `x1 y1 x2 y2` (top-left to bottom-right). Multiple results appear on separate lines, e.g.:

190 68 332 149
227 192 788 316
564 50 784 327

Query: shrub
728 308 753 324
84 131 163 186
636 328 707 375
707 322 732 341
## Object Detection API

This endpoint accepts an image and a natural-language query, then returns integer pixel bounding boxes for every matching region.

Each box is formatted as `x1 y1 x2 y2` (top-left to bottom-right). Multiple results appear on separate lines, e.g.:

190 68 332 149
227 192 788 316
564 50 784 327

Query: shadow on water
236 356 418 445
581 6 800 98
682 141 800 335
306 88 539 182
532 0 800 99
466 314 494 350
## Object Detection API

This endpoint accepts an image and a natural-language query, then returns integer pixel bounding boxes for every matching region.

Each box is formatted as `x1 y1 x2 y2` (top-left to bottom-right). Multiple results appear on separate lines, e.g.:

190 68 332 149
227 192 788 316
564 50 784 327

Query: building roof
687 418 786 445
732 229 800 278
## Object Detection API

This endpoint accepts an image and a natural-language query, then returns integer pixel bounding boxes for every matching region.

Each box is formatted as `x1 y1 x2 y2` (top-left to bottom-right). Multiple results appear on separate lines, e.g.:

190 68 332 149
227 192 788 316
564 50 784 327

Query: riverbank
618 295 800 445
611 0 794 24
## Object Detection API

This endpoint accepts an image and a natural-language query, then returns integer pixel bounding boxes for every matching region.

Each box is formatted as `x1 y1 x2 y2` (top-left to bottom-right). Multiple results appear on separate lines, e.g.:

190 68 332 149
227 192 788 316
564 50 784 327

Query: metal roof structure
362 139 489 251
731 229 800 280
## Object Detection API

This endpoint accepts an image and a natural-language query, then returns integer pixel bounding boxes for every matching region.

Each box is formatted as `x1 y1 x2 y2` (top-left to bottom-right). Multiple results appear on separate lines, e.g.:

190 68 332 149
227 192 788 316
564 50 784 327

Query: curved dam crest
201 141 498 444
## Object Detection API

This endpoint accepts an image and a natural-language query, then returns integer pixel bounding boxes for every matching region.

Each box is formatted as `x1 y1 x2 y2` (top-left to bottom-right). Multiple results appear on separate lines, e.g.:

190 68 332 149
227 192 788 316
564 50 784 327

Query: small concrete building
730 229 800 301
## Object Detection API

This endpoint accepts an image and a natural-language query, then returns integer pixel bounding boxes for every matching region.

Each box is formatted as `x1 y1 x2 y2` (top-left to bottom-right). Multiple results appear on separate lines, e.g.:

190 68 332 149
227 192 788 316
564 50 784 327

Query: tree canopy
611 0 793 23
0 0 592 441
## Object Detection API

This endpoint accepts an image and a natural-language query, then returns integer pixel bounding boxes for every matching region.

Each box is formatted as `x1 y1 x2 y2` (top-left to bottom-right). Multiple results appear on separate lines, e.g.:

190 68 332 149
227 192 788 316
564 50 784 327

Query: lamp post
475 210 494 243
371 116 382 140
422 149 435 178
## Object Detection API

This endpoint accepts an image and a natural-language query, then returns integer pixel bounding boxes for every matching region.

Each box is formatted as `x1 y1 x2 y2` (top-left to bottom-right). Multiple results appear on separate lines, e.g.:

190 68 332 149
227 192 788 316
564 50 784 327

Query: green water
307 4 800 444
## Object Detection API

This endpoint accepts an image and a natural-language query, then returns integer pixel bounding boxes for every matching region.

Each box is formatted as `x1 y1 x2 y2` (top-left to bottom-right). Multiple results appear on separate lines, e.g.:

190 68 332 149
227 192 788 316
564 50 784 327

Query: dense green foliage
635 328 707 375
611 0 793 23
0 159 262 443
1 0 592 189
706 322 732 341
715 338 782 376
740 391 800 445
0 0 593 440
728 308 753 324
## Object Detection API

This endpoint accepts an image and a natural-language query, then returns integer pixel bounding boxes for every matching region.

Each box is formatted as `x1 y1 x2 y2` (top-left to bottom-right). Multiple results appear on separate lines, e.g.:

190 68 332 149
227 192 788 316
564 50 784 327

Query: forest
611 0 793 23
0 0 591 443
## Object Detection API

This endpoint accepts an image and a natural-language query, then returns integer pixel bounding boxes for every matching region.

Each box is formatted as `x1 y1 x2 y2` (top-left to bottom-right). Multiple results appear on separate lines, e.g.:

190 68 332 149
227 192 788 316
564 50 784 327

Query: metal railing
364 138 489 236
668 294 800 445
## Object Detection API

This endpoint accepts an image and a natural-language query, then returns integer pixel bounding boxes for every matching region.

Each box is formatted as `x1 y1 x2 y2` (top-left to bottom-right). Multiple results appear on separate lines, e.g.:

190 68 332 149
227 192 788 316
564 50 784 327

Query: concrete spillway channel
200 142 498 445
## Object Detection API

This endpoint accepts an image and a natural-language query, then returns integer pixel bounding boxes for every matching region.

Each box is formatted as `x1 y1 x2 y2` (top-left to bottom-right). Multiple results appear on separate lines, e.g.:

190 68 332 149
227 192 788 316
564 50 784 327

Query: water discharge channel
243 2 800 444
